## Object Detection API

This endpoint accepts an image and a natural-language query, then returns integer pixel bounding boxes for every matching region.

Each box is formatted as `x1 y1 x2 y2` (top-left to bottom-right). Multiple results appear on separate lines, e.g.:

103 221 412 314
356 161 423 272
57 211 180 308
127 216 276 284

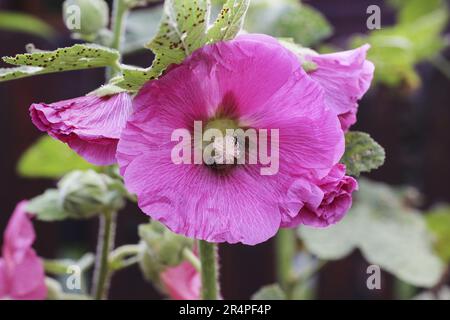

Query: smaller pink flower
0 201 47 300
306 45 375 131
283 164 358 228
30 93 133 165
160 261 201 300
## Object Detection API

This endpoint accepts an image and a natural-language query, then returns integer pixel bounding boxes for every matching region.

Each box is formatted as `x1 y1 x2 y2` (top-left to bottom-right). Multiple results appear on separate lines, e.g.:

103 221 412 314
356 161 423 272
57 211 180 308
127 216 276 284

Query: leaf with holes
116 0 210 90
0 43 120 82
116 0 251 91
208 0 250 42
341 131 385 176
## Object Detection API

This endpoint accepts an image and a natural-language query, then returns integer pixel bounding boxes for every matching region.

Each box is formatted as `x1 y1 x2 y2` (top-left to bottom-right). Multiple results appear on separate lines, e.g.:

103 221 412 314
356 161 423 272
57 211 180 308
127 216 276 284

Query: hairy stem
108 0 128 77
276 228 296 294
199 240 219 300
91 210 117 300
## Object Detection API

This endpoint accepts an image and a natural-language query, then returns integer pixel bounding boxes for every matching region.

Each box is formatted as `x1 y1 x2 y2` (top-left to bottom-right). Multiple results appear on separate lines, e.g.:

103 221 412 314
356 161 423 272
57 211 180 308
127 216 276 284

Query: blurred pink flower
0 201 47 300
282 164 358 228
117 34 345 245
30 93 133 165
161 261 201 300
306 45 375 131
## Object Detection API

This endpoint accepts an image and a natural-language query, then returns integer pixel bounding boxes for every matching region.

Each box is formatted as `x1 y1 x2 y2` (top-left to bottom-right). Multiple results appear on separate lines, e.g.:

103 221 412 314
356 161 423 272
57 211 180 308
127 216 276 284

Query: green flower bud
138 221 194 283
58 170 125 219
63 0 109 36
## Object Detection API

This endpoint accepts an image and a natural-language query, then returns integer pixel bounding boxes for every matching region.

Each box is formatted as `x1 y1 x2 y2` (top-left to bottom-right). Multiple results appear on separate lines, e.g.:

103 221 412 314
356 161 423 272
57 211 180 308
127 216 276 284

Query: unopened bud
63 0 109 36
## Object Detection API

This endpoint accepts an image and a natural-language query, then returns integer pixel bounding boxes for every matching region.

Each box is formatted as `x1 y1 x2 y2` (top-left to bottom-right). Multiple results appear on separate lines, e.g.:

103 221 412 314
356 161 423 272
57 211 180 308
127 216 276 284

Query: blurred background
0 0 449 299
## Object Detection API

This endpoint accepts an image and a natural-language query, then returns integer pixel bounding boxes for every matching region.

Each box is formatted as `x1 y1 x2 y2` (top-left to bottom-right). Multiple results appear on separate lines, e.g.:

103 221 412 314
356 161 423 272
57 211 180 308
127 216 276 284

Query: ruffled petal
307 45 375 131
30 93 133 165
118 34 346 244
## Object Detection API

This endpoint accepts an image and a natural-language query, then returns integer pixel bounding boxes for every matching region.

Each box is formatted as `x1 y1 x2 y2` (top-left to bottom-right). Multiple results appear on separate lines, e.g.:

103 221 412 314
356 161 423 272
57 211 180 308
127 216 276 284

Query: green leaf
251 284 287 300
0 43 120 82
17 136 95 179
27 189 70 222
207 0 250 42
116 0 210 90
390 0 444 23
426 206 450 263
116 0 250 91
299 179 445 288
341 132 385 177
0 11 54 38
245 0 332 47
145 0 210 73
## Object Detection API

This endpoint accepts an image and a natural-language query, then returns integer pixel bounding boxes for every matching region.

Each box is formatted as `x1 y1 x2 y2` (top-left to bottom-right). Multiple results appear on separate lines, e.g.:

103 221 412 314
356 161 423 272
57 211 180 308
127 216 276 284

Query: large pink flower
117 34 346 245
305 45 375 131
0 201 47 300
30 93 133 165
161 261 201 300
282 164 358 228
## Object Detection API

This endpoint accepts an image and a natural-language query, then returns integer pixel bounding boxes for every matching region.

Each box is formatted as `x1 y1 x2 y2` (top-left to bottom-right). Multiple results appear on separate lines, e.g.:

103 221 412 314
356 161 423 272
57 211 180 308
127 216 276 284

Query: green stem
91 210 117 300
183 248 201 272
109 244 142 271
199 240 219 300
276 229 296 293
108 0 129 77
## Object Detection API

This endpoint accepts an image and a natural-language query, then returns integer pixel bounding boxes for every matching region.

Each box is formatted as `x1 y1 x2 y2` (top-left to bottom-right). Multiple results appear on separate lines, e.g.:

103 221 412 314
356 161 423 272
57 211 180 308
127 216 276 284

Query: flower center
203 118 243 171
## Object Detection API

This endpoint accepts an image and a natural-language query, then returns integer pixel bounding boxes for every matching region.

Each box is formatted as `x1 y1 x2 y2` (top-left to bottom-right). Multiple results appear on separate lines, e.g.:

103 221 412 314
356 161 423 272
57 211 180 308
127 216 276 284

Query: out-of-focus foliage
298 179 445 288
252 284 286 300
414 287 450 300
0 11 54 38
244 0 332 47
351 0 449 88
0 43 120 82
341 132 386 177
17 136 95 179
426 206 450 263
123 6 163 54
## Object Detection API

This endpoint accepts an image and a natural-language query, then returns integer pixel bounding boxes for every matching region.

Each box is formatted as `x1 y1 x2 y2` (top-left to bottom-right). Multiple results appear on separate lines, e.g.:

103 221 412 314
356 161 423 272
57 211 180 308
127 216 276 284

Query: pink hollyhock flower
117 34 346 245
305 45 375 131
30 93 133 165
282 164 358 228
0 201 47 300
161 261 201 300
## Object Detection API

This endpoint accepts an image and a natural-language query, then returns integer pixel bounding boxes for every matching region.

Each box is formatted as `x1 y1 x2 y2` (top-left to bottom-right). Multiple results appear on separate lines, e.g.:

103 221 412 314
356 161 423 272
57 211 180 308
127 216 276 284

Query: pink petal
307 45 375 131
118 34 346 245
30 93 133 165
9 250 47 300
3 201 35 263
161 261 201 300
0 259 8 298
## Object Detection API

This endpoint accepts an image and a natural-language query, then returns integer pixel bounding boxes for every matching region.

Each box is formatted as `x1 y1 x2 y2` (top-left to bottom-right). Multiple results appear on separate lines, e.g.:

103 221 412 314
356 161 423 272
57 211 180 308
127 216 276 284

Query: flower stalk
109 0 128 76
199 240 219 300
92 210 117 300
276 228 296 294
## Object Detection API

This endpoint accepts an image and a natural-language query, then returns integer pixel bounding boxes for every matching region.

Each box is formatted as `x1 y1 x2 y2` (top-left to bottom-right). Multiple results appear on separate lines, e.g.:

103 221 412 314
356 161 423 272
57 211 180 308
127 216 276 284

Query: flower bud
63 0 109 36
138 221 194 283
58 170 125 219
